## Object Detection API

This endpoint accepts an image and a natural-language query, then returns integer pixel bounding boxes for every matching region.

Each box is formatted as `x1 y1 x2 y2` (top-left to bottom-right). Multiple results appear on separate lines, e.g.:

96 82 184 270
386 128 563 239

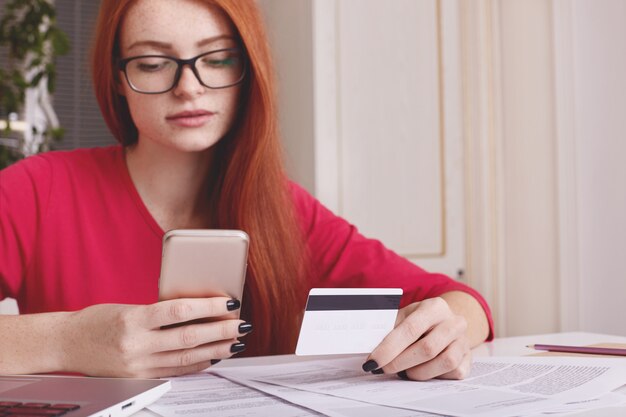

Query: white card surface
295 288 402 355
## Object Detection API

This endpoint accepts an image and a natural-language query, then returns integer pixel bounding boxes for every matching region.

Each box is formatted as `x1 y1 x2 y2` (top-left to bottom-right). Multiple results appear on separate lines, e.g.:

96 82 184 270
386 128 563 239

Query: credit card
295 288 403 355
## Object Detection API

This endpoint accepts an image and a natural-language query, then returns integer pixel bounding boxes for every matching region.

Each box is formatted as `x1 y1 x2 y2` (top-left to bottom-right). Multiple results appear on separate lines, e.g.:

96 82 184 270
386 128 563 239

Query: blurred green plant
0 0 70 169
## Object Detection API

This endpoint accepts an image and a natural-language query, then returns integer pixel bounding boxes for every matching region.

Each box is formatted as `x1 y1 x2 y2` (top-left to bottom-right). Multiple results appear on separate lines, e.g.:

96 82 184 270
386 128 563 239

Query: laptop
0 374 170 417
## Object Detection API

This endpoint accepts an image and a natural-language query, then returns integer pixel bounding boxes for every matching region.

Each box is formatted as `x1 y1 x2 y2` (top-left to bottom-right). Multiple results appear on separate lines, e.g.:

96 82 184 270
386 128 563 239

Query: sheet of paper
215 356 626 417
537 392 626 414
218 375 445 417
146 372 323 417
614 384 626 396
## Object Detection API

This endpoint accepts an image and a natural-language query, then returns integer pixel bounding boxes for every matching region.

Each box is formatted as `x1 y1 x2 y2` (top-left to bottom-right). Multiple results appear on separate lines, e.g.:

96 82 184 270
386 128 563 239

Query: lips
166 110 215 127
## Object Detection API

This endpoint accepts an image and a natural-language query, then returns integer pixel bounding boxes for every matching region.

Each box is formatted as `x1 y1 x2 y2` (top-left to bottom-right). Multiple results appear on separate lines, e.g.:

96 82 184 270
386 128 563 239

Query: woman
0 0 493 379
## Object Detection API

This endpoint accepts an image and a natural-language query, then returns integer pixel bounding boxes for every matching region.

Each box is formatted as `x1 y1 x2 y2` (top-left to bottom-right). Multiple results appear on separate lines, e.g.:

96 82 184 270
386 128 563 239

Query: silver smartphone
158 229 249 305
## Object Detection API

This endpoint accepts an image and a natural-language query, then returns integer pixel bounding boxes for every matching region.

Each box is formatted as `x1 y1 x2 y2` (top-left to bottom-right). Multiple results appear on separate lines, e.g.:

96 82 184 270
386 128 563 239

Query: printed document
146 372 322 416
228 377 445 417
220 377 626 417
214 356 626 417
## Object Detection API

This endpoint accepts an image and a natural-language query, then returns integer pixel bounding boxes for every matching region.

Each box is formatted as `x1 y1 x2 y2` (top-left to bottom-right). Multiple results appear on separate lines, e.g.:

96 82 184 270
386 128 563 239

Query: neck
124 140 214 231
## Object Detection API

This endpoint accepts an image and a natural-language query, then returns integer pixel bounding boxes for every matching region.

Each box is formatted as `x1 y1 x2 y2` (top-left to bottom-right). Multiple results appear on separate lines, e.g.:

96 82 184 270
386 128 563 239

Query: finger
148 338 240 368
393 302 417 327
142 297 240 328
402 340 471 381
153 319 252 351
382 314 467 374
439 350 472 380
364 297 450 371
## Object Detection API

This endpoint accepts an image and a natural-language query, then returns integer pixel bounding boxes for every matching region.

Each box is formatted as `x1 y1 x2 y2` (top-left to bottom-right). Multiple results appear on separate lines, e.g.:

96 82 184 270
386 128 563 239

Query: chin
175 139 222 153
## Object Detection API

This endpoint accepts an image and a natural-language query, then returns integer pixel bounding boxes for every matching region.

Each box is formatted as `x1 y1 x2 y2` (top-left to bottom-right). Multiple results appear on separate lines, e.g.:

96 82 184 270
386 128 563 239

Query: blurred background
1 0 625 338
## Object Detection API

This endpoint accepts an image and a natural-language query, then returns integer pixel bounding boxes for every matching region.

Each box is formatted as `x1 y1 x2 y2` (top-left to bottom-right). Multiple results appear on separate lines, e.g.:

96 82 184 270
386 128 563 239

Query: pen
527 344 626 357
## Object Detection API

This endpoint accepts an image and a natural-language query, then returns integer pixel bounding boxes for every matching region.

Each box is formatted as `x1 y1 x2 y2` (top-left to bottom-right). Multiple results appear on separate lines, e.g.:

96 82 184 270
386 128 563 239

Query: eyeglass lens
124 49 244 93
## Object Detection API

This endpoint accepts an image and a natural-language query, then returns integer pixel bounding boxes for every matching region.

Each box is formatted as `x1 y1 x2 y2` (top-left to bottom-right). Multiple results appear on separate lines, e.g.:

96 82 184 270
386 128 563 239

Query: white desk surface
139 332 626 417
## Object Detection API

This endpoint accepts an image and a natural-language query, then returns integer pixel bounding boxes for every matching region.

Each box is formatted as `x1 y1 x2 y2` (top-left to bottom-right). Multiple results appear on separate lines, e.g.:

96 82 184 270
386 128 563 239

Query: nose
173 65 204 97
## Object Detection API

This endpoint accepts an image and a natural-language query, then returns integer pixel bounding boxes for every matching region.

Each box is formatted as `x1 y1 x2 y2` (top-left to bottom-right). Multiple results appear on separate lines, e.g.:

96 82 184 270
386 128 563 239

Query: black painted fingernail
210 359 221 365
230 342 246 353
238 322 253 334
371 368 384 375
397 370 409 380
362 360 378 372
226 299 241 311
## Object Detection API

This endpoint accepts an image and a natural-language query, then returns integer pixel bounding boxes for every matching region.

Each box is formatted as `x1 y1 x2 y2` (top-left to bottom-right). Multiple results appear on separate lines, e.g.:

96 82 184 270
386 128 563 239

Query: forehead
119 0 235 50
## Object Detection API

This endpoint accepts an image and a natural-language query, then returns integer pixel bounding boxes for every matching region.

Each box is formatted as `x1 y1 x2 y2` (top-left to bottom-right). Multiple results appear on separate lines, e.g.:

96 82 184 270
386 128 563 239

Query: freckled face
118 0 242 153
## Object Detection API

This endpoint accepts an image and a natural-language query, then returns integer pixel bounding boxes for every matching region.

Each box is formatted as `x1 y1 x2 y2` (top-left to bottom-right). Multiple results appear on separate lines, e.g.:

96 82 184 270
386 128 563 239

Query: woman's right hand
61 297 250 378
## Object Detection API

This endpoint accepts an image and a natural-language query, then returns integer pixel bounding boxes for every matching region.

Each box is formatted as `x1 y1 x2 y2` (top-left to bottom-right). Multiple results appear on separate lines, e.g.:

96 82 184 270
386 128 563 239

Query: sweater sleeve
290 181 494 340
0 155 52 300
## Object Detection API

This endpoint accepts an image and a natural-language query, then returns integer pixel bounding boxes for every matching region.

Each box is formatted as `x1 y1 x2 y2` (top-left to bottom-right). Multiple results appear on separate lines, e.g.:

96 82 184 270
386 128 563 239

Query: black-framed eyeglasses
118 48 246 94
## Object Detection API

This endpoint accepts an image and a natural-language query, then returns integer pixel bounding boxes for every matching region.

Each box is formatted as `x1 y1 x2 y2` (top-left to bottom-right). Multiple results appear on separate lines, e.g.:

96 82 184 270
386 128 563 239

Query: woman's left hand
362 296 472 381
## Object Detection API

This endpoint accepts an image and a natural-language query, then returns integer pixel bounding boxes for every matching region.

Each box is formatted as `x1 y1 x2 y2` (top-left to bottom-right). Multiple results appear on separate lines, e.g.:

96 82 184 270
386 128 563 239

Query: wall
256 0 315 193
558 0 626 335
498 0 560 335
443 0 562 336
462 0 626 337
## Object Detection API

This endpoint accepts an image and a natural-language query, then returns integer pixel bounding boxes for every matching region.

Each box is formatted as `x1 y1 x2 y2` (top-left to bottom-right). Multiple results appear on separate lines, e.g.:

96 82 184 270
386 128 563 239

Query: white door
261 0 467 279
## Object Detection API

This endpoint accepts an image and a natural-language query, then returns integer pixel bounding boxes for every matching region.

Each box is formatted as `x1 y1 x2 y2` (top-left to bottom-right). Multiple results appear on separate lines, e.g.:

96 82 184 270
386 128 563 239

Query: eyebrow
127 35 236 52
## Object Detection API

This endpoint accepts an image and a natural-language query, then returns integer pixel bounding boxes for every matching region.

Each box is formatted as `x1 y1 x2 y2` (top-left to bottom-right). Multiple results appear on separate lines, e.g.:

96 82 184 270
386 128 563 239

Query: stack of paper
149 356 626 417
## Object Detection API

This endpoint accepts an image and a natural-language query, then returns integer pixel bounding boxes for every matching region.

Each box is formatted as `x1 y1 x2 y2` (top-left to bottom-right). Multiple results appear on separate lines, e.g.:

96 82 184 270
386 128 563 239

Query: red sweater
0 147 493 339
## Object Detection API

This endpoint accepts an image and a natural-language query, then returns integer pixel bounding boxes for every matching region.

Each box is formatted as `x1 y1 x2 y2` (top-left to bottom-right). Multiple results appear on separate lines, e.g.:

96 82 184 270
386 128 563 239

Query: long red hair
91 0 308 355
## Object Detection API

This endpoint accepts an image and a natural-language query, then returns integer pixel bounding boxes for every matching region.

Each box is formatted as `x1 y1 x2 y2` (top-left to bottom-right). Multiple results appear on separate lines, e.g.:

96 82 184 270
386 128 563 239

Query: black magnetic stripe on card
305 294 402 311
